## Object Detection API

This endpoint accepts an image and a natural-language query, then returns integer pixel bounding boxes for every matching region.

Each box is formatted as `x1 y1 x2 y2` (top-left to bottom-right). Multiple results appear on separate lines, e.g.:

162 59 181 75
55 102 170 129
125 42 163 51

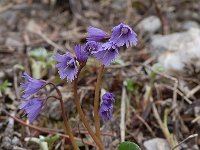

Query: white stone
150 28 200 75
182 20 199 30
137 16 161 34
144 138 170 150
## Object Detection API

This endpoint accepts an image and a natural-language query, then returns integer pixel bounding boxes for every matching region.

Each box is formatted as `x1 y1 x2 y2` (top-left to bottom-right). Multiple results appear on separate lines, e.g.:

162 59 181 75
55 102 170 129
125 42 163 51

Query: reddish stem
3 109 96 147
46 83 79 150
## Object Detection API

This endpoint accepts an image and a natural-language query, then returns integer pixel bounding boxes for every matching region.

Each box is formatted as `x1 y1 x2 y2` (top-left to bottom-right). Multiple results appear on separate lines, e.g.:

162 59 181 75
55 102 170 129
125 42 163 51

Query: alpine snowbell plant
19 23 137 150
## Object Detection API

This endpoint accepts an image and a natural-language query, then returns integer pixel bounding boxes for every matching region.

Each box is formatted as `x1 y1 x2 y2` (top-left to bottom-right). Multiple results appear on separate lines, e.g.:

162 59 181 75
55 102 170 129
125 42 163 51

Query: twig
192 116 200 123
26 20 65 52
2 110 96 147
152 0 168 35
135 114 155 137
186 85 200 99
38 32 65 52
151 98 175 149
37 127 115 137
172 134 198 150
161 84 192 104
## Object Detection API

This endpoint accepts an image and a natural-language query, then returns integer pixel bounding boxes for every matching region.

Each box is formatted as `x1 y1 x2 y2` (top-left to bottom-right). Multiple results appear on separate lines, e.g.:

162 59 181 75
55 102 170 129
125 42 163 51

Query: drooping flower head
21 72 46 99
109 23 137 48
102 92 115 106
87 26 110 42
83 41 101 54
19 98 44 123
93 42 119 66
75 44 89 62
99 92 116 121
53 52 78 81
99 103 112 121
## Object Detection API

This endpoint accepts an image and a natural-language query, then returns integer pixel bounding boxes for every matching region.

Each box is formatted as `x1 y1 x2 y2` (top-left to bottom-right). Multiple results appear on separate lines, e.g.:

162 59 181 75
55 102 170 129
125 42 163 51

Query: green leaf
149 63 165 79
13 64 24 70
113 58 125 65
30 59 45 78
0 80 12 93
28 48 55 78
29 48 48 61
46 58 56 69
75 141 85 147
152 63 165 73
25 135 60 150
125 79 138 92
44 135 60 150
118 141 141 150
40 141 49 150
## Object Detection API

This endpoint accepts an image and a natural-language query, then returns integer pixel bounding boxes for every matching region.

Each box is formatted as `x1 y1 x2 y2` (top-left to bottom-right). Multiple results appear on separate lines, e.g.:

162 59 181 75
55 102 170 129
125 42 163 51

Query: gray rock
144 138 170 150
150 28 200 75
45 98 73 120
0 71 5 79
5 37 24 51
112 0 127 10
137 16 161 34
180 143 199 150
48 100 62 120
182 20 199 30
12 136 20 145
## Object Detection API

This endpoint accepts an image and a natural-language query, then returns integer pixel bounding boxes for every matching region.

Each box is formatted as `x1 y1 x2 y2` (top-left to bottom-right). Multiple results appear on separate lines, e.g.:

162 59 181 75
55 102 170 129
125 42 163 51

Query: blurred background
1 0 200 149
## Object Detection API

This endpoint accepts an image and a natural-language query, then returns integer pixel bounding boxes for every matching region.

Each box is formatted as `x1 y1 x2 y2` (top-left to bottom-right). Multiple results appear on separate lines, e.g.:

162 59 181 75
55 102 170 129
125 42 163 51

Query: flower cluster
99 92 115 121
53 23 137 82
19 72 46 123
19 23 137 123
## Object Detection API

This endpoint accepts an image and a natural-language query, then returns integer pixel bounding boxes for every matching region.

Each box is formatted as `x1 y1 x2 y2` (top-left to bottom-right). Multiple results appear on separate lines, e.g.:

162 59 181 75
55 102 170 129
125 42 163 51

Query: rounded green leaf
118 141 141 150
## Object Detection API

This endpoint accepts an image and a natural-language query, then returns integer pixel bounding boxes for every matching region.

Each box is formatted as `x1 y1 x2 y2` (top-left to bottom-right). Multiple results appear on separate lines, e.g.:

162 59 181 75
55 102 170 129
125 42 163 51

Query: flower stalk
73 64 105 150
94 65 104 140
47 83 80 150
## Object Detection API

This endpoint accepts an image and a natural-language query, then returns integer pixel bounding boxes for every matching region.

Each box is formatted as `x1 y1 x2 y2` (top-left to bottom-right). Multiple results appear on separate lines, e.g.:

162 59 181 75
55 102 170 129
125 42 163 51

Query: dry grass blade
172 134 198 150
120 81 127 142
26 20 65 52
151 98 176 149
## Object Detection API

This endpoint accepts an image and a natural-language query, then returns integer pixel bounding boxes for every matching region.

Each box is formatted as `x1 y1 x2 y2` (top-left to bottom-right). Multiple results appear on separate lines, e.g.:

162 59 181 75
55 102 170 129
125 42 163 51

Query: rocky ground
1 0 200 150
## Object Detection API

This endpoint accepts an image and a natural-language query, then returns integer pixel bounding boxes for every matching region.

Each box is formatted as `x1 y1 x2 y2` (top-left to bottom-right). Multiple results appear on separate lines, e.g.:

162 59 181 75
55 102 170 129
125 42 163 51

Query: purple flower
19 98 44 123
75 44 89 62
109 23 137 48
99 103 112 121
99 92 115 121
83 41 102 54
21 72 46 99
53 52 78 81
87 26 110 42
93 42 119 66
102 92 115 106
